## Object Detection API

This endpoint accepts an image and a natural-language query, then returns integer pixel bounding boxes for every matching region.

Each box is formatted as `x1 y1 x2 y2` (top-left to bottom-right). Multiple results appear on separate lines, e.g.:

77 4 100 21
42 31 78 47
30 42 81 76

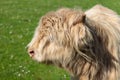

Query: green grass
0 0 120 80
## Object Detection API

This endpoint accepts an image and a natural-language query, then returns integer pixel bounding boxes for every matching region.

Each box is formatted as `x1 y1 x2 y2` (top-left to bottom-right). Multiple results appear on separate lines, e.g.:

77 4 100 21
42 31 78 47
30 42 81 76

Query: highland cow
27 5 120 80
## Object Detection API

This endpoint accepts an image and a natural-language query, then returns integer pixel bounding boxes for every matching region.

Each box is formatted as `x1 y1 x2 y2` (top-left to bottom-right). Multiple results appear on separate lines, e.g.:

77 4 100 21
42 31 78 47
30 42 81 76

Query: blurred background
0 0 120 80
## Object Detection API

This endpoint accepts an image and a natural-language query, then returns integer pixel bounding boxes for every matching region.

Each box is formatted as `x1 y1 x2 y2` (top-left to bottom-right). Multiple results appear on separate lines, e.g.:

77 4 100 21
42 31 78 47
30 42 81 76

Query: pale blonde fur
27 5 120 80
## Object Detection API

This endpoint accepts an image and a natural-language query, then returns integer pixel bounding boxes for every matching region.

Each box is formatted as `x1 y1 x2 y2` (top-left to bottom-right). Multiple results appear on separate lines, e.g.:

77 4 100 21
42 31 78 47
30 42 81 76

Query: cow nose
28 49 35 57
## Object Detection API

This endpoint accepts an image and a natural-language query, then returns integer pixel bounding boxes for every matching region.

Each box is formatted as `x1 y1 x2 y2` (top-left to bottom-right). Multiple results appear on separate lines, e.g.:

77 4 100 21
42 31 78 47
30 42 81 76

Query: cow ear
69 13 86 26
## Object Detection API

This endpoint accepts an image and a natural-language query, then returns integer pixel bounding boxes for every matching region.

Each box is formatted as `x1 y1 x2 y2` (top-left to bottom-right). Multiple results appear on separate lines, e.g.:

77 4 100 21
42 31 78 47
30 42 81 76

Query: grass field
0 0 120 80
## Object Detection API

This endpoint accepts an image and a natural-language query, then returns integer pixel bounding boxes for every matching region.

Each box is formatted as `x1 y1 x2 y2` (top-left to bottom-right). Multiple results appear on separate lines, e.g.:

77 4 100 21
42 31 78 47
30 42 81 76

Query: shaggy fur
27 5 120 80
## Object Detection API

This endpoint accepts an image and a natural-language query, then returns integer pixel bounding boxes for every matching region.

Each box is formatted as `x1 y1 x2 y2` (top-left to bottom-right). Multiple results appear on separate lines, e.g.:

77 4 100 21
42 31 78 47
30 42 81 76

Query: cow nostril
28 50 35 57
29 50 34 54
